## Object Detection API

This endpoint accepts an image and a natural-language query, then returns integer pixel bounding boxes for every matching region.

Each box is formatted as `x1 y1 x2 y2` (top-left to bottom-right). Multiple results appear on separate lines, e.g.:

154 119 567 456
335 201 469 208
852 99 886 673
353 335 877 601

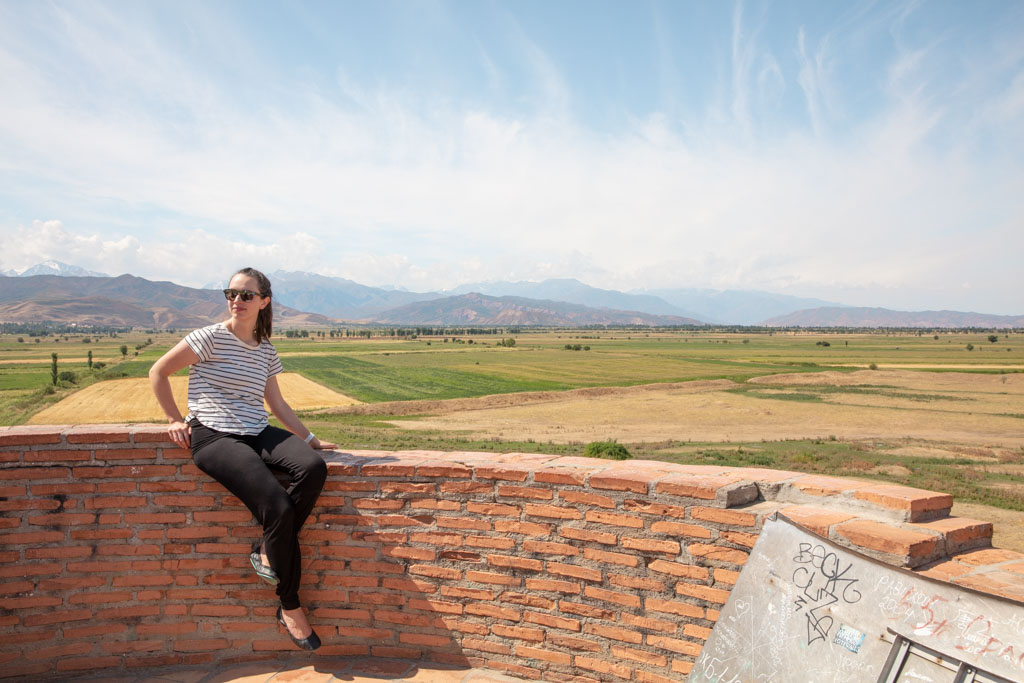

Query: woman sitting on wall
149 266 334 651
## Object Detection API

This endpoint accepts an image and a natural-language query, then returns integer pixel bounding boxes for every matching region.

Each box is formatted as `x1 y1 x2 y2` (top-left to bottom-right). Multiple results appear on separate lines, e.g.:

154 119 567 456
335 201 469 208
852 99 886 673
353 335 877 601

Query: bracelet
303 431 315 444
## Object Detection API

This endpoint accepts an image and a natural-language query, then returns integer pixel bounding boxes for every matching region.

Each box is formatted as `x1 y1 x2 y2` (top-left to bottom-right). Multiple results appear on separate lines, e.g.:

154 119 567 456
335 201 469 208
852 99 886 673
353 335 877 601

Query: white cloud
0 2 1021 314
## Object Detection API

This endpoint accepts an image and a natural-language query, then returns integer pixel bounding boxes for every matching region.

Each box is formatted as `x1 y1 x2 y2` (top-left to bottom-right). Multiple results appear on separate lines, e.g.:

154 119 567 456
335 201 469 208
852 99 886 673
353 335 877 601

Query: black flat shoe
249 551 279 585
277 606 321 651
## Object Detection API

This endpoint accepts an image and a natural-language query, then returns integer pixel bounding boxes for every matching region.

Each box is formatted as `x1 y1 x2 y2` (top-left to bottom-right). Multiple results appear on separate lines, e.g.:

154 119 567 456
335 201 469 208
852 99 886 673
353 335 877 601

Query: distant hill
271 270 438 318
373 292 706 326
762 306 1024 328
0 274 333 328
448 278 705 320
638 288 841 325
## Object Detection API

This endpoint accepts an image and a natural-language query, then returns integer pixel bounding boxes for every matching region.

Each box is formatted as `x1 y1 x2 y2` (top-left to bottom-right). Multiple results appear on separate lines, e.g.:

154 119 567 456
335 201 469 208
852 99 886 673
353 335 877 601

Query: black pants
190 420 327 610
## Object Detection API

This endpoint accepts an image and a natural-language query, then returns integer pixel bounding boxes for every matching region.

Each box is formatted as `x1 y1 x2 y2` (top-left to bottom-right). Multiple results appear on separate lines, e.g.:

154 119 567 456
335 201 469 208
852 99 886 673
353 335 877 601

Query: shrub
583 441 632 460
966 343 974 351
869 363 878 370
58 371 76 384
988 335 998 343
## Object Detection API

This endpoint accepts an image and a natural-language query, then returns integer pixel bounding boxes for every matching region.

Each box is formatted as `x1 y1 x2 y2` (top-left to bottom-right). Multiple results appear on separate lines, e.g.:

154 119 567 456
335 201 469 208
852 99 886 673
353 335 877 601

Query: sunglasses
223 288 261 302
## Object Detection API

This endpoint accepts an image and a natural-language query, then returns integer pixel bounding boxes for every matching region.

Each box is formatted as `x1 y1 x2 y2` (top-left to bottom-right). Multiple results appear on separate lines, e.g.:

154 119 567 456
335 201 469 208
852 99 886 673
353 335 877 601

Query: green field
3 327 1023 512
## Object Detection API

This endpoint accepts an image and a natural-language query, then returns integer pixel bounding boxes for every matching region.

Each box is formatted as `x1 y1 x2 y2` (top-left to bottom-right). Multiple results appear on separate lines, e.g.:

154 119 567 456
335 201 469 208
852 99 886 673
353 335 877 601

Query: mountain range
0 262 1020 328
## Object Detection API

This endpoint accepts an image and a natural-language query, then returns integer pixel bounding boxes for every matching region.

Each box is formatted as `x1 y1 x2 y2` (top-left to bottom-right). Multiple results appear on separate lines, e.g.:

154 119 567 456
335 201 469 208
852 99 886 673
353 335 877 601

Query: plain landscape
4 323 1023 551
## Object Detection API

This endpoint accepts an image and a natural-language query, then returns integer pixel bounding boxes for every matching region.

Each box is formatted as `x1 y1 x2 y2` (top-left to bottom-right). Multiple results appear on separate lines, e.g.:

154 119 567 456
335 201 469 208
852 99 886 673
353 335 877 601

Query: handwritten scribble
792 543 862 645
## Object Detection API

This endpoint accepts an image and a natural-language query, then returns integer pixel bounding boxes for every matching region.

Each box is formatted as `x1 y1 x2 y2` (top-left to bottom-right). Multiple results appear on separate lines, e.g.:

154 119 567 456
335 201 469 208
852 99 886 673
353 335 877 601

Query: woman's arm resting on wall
265 375 337 450
149 339 200 448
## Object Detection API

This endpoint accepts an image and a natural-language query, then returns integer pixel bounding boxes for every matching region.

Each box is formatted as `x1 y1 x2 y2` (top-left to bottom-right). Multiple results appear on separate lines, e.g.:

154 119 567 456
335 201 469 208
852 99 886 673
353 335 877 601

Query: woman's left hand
311 437 337 450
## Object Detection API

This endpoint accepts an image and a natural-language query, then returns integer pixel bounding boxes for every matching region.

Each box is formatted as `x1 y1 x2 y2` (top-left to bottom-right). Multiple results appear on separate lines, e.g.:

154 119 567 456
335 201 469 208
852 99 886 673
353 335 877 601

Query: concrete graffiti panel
689 516 1024 682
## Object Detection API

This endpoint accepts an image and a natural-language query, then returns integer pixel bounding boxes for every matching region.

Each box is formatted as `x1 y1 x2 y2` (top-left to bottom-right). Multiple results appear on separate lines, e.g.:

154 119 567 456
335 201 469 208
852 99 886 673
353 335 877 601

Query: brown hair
234 267 273 344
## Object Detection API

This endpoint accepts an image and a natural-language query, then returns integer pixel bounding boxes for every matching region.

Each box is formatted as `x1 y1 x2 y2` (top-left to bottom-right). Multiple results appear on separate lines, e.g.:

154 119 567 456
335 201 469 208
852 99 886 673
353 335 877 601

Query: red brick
436 517 490 531
853 484 953 520
23 449 90 462
0 531 64 544
463 638 512 656
494 520 551 535
406 598 463 614
441 481 493 494
417 463 472 478
68 590 133 605
687 543 749 565
650 520 712 538
501 592 555 609
590 469 664 493
525 578 581 594
915 517 993 550
621 537 680 554
560 490 616 508
583 547 638 567
498 485 553 500
675 583 731 604
524 611 581 631
524 540 578 556
585 510 643 529
466 535 515 549
559 600 615 620
575 656 632 680
547 562 602 582
491 624 544 642
410 565 462 580
0 427 63 446
488 554 543 572
467 502 521 516
23 608 92 627
656 474 746 500
620 613 677 633
465 603 521 621
646 598 704 619
683 624 713 640
584 585 641 608
524 503 582 520
0 467 69 480
64 623 128 639
466 570 521 586
534 468 587 486
612 645 668 667
835 520 939 559
722 530 759 548
609 574 666 591
779 505 856 536
646 634 702 656
548 633 602 652
560 527 616 545
476 465 532 481
690 506 757 527
516 645 572 665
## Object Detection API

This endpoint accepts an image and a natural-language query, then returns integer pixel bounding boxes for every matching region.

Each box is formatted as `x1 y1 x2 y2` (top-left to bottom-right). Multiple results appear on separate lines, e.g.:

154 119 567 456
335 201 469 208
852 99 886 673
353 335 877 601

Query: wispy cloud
0 1 1021 313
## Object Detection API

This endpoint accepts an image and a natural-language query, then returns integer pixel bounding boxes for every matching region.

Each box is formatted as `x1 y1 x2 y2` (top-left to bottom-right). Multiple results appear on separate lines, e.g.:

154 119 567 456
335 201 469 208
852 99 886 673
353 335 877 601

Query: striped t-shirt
183 323 283 435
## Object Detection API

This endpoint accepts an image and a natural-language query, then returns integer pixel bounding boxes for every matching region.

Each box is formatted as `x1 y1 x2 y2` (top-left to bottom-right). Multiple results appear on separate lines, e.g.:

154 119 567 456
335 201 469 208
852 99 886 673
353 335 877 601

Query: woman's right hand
168 420 192 449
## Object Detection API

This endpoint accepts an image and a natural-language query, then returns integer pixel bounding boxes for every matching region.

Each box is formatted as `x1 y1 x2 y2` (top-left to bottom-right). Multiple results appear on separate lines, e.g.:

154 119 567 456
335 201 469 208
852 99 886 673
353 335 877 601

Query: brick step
778 504 993 568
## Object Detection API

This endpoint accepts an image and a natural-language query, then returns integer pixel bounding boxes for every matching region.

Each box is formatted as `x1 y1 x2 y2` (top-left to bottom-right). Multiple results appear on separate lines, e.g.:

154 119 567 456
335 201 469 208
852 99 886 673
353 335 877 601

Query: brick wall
1 424 1020 681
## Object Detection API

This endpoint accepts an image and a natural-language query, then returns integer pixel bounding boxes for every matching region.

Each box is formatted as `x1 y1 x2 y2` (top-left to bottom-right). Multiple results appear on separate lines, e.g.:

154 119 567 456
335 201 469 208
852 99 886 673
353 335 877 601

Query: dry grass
392 370 1024 448
27 373 360 424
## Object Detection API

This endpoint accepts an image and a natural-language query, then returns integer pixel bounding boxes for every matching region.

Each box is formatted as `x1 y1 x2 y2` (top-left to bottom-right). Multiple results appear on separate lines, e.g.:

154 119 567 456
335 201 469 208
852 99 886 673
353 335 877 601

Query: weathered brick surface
0 424 1012 681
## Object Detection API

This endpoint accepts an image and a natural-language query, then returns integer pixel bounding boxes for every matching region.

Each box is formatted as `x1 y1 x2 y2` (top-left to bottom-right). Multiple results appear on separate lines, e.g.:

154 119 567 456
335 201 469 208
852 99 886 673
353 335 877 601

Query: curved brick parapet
1 424 1021 681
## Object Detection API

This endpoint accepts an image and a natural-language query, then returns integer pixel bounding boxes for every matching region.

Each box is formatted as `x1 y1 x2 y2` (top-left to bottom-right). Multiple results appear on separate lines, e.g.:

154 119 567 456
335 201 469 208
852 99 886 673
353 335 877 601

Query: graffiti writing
792 543 862 645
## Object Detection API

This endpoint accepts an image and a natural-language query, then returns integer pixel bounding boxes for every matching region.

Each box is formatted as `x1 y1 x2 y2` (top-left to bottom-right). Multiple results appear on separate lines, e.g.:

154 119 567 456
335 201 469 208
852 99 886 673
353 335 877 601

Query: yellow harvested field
393 370 1024 448
28 373 360 425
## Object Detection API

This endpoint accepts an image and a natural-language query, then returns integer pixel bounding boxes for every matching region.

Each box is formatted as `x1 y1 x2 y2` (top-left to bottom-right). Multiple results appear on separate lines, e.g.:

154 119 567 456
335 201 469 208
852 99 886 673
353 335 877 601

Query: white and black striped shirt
184 323 283 435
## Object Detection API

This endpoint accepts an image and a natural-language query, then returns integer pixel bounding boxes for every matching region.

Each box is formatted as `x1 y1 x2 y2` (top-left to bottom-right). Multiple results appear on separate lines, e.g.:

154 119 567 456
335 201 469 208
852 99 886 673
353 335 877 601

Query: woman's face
226 273 270 323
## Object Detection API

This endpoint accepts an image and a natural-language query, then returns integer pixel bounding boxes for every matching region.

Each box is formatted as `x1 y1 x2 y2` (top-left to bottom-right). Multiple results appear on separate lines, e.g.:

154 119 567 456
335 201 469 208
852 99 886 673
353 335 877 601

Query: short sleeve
266 344 283 378
184 326 215 363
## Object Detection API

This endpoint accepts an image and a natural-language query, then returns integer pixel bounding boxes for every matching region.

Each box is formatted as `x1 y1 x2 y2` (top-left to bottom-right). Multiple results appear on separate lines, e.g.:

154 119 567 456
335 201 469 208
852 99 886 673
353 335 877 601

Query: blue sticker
834 624 865 654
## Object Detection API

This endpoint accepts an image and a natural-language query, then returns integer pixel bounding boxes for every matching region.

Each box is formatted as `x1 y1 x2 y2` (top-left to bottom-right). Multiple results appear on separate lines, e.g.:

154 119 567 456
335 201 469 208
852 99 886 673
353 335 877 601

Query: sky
0 1 1022 314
